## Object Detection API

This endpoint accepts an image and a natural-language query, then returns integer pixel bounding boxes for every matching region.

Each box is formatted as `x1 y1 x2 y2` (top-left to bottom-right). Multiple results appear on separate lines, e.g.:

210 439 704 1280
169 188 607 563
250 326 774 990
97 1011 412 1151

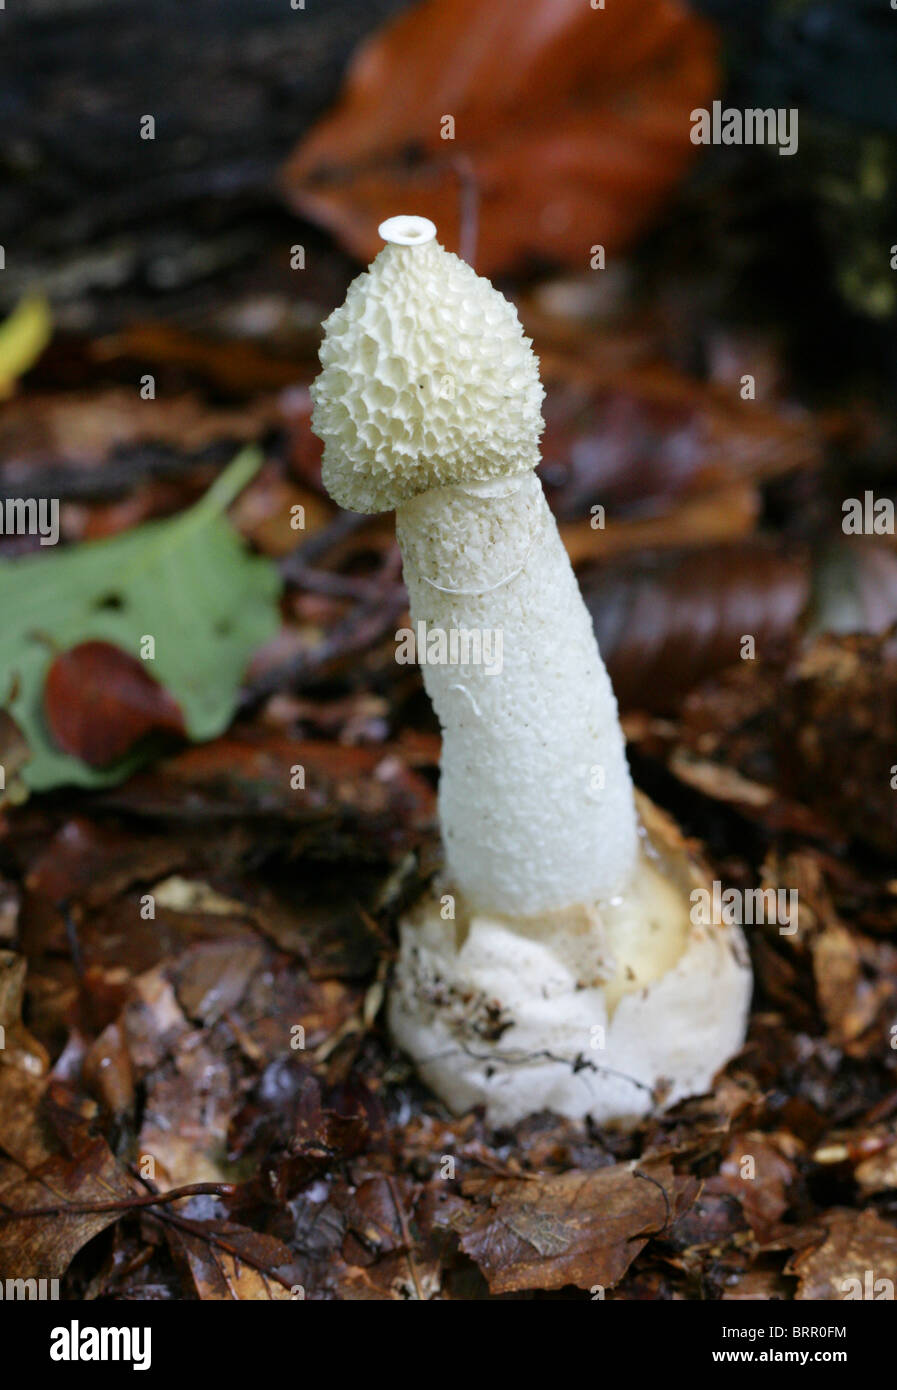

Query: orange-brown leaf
283 0 719 275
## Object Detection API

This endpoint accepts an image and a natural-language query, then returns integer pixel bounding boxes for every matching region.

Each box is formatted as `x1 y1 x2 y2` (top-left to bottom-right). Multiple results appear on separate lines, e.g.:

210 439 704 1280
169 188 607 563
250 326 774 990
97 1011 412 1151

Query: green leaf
1 446 282 790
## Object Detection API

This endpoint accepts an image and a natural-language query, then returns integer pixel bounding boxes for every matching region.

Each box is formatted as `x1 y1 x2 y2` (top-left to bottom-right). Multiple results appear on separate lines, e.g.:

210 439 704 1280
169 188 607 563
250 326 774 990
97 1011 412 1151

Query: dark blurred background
0 0 404 329
3 0 896 393
3 0 897 724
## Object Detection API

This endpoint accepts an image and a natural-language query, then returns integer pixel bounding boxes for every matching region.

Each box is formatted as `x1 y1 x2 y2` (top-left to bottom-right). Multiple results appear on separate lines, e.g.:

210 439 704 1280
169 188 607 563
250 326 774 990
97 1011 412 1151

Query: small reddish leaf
44 640 187 768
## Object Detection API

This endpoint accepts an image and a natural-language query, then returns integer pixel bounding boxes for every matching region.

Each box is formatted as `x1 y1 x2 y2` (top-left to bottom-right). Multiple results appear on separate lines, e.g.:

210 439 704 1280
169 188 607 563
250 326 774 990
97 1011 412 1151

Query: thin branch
0 1181 236 1222
387 1175 423 1302
452 154 480 269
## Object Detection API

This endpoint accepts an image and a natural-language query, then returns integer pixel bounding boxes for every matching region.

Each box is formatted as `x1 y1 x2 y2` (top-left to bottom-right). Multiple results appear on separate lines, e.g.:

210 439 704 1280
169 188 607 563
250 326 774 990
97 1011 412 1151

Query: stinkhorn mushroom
311 215 751 1126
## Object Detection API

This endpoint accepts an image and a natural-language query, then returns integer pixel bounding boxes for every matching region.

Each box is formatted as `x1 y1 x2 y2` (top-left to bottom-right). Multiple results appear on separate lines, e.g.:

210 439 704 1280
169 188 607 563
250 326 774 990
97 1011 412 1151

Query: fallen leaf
0 388 280 477
25 817 189 907
0 951 49 1078
0 296 52 399
167 1222 295 1301
229 466 332 558
562 481 760 566
811 922 897 1054
540 362 819 521
0 447 281 789
284 0 718 275
711 1133 795 1244
173 940 265 1026
44 641 187 768
338 1175 407 1267
138 1034 237 1189
456 1160 697 1293
82 1021 135 1116
95 322 308 394
787 1209 897 1301
93 734 437 858
855 1140 897 1194
228 1064 369 1184
777 630 897 856
0 1074 136 1281
583 543 809 712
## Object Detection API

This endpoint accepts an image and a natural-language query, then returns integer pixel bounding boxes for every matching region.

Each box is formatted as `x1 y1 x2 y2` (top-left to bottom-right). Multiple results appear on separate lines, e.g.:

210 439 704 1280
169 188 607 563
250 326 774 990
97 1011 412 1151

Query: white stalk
396 471 637 916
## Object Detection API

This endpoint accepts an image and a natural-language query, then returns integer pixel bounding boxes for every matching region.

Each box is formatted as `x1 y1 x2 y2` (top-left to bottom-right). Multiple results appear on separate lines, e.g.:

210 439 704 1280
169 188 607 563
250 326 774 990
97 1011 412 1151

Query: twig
278 510 369 580
0 1180 236 1221
632 1167 673 1237
281 563 396 602
387 1175 423 1302
453 154 480 269
242 545 405 708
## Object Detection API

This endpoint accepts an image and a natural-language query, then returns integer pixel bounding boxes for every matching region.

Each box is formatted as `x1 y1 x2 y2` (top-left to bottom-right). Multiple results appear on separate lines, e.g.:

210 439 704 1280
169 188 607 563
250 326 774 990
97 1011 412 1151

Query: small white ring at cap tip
378 215 437 247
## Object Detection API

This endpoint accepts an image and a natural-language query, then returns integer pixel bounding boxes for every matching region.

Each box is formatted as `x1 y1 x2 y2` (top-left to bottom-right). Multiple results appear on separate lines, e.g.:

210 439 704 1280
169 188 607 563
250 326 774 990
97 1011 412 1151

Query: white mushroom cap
310 217 545 513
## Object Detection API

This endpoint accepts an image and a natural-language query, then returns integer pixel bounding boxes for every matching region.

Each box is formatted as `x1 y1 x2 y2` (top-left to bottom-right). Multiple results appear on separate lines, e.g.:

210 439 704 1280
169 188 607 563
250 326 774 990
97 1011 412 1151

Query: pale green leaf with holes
0 447 281 789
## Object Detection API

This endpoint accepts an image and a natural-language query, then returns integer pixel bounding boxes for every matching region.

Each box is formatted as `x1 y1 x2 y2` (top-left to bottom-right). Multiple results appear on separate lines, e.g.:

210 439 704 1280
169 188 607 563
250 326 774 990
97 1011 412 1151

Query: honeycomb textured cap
311 235 545 512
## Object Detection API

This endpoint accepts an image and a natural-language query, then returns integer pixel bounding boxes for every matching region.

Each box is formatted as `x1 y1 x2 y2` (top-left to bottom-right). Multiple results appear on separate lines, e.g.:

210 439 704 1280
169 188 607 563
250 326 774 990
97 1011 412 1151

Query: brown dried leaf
856 1141 897 1195
138 1033 238 1189
562 481 760 567
168 1223 295 1301
95 324 307 394
0 387 278 474
583 543 809 712
457 1159 697 1293
93 734 437 859
711 1134 795 1244
811 923 897 1056
0 709 30 808
788 1209 897 1301
173 941 265 1027
25 817 188 908
541 362 819 522
0 951 49 1078
777 630 897 856
0 1075 136 1281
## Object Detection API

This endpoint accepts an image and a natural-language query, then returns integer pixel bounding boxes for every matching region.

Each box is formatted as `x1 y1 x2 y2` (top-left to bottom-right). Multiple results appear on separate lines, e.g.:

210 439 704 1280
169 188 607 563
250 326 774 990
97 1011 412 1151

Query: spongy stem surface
396 470 638 916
